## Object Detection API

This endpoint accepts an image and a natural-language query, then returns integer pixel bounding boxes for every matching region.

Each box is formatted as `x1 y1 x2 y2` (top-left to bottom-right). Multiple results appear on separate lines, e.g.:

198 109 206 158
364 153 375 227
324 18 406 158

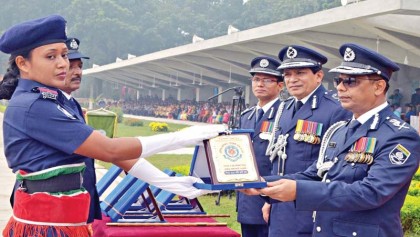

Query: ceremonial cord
315 121 346 178
265 101 285 156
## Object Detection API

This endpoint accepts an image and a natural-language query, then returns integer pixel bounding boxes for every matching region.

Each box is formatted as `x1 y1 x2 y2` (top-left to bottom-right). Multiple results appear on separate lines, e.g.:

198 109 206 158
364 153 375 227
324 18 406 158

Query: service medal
345 153 352 162
304 134 310 142
299 133 305 141
294 120 304 141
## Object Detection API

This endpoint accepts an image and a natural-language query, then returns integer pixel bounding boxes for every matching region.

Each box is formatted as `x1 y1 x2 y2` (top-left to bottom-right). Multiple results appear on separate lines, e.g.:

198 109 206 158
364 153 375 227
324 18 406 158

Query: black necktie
346 120 361 141
256 108 264 124
293 100 303 117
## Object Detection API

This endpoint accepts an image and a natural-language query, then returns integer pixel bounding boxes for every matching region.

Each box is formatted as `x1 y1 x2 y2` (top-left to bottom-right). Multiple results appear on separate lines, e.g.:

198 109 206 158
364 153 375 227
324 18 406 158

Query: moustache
70 77 82 82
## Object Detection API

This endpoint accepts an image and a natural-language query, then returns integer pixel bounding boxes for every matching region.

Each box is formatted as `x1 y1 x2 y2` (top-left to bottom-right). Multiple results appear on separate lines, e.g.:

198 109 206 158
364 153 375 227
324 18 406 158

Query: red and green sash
3 163 91 237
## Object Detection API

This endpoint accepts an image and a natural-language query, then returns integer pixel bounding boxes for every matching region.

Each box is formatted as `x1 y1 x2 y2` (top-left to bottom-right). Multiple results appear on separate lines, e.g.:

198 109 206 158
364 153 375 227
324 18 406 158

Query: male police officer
58 37 102 224
237 56 283 237
264 45 351 237
61 37 88 119
260 43 420 237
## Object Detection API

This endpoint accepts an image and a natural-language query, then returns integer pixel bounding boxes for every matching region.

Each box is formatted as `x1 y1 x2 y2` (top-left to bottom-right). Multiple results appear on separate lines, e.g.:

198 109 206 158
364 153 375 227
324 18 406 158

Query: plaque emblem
223 144 242 162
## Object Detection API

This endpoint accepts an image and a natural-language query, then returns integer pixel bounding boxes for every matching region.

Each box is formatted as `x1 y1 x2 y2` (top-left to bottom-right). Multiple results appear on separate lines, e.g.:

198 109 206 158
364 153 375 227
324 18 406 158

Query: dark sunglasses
333 77 381 88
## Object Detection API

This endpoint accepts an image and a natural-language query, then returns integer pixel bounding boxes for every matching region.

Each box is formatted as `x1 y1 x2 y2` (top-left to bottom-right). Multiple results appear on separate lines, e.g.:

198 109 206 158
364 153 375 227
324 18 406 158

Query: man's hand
260 179 297 202
262 203 271 223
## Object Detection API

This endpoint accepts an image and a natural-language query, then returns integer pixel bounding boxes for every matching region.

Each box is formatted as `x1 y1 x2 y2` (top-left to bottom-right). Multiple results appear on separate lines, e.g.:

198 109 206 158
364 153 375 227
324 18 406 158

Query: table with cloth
93 215 240 237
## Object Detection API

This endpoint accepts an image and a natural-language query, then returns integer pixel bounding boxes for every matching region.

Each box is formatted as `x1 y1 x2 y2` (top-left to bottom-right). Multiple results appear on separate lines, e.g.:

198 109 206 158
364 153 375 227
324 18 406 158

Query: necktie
69 98 78 112
293 100 303 117
256 108 264 124
346 120 361 141
70 98 85 120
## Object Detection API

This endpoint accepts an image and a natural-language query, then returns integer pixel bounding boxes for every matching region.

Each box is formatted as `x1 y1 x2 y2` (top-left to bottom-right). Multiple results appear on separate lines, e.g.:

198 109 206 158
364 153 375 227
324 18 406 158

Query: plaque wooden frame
190 129 267 190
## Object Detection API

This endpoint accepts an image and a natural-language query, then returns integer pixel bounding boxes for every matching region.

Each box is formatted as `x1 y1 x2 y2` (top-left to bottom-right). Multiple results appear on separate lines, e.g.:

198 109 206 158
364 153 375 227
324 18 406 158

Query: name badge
259 132 271 140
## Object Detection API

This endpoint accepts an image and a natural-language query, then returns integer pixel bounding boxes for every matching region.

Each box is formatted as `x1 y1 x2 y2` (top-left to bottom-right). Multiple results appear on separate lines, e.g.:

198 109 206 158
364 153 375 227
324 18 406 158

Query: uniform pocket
332 219 379 237
296 210 314 234
341 162 369 183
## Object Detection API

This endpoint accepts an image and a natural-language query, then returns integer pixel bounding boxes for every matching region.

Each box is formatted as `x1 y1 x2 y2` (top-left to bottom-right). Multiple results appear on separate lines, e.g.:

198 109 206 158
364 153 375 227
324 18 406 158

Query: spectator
404 103 416 123
411 88 420 113
388 88 403 106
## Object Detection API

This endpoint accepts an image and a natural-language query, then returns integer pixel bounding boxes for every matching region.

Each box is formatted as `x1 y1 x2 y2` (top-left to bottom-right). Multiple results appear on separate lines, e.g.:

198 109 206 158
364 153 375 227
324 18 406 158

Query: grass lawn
116 120 189 137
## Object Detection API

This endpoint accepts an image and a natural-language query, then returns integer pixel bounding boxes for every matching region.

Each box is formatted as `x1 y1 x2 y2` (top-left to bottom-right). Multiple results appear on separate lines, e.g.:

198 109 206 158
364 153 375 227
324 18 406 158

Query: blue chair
96 165 123 197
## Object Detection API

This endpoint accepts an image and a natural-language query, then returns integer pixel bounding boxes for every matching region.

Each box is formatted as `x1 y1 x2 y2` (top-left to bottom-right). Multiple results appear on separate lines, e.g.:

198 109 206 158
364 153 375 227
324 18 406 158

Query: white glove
128 158 219 199
138 124 227 158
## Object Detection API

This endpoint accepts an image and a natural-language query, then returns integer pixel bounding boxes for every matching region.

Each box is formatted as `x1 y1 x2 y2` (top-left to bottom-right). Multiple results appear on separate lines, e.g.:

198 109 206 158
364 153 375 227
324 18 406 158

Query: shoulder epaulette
323 90 340 103
285 96 294 101
384 115 411 131
31 87 58 101
241 106 255 116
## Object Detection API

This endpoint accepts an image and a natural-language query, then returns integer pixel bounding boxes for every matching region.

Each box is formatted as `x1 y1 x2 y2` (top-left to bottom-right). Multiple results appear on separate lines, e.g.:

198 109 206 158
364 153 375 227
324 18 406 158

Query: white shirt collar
294 84 321 104
257 97 279 113
354 102 388 125
60 90 72 100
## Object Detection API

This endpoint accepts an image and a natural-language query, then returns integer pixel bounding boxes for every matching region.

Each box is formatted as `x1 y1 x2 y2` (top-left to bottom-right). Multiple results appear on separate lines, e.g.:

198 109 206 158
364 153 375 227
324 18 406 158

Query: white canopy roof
84 0 420 92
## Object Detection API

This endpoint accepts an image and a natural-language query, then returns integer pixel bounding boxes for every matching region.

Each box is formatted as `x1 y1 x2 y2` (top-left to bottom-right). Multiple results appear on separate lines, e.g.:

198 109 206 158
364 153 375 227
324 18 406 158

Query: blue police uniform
61 94 101 224
236 56 282 237
0 15 95 236
267 46 351 237
4 79 93 184
63 37 102 223
269 43 420 237
292 106 419 237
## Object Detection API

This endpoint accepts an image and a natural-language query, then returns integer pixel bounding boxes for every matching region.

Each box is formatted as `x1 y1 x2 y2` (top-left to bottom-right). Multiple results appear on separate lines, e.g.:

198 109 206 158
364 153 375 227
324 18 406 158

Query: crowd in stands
388 88 420 123
111 95 234 124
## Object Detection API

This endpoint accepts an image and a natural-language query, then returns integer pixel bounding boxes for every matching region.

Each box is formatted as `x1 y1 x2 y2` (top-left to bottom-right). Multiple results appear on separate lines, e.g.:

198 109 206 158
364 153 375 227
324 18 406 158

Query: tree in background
0 0 340 98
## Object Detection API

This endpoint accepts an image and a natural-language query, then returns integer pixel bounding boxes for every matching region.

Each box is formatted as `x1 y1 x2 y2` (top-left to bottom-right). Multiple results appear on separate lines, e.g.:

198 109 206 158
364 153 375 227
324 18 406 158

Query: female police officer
0 15 225 236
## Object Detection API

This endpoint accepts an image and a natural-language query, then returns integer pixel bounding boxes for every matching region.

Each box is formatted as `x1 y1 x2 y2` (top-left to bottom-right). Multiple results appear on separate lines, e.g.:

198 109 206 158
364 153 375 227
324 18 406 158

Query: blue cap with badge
66 38 90 60
278 45 327 70
249 56 281 77
329 43 399 81
0 14 67 55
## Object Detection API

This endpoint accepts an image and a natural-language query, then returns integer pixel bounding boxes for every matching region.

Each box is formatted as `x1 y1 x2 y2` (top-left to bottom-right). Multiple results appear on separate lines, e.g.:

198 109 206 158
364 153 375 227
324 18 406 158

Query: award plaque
191 129 267 190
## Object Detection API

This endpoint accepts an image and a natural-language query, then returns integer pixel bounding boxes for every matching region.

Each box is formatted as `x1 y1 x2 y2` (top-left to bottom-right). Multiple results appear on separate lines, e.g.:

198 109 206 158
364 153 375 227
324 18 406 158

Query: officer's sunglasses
333 77 382 88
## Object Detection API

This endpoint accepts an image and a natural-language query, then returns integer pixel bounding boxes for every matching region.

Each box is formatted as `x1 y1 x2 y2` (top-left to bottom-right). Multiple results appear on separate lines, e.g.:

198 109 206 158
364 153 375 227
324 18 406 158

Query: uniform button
326 179 331 183
353 232 357 236
316 226 321 232
351 163 355 167
333 157 338 163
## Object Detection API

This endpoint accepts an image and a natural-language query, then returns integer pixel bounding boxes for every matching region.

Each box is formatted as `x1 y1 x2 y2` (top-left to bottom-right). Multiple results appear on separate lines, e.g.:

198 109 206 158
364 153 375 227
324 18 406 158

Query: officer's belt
21 172 83 194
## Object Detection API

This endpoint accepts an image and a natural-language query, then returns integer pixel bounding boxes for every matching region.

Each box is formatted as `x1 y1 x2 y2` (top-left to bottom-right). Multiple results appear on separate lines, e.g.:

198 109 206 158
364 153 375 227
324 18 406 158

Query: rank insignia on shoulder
32 87 58 101
388 118 409 130
241 106 254 116
389 144 410 165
